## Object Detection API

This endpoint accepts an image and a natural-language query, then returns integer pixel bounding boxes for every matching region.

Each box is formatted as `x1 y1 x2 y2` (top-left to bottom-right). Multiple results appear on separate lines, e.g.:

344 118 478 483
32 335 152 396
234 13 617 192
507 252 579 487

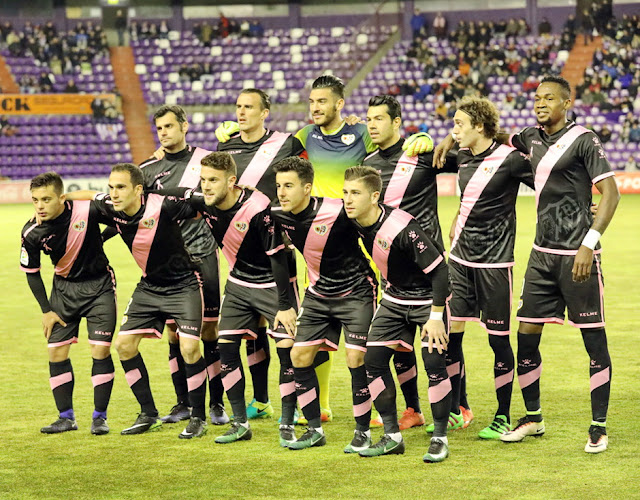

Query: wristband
581 229 601 250
429 311 443 321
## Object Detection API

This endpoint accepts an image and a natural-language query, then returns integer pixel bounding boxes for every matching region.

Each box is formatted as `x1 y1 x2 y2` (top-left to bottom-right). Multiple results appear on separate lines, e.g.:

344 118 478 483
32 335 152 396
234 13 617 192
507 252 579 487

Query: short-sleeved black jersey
217 130 305 201
450 142 534 267
353 204 448 302
20 200 110 280
362 138 456 246
272 197 376 297
93 193 197 285
184 188 285 285
139 145 217 260
510 122 615 254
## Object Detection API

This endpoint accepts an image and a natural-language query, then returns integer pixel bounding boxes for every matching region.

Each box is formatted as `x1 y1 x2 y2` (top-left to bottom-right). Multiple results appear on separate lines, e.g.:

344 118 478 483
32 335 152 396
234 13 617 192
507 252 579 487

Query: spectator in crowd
624 156 638 172
38 71 53 92
218 12 230 38
64 78 79 93
433 12 447 39
538 18 552 36
249 20 264 38
597 124 613 143
159 20 169 39
115 10 127 46
0 115 19 137
582 9 594 45
411 8 427 39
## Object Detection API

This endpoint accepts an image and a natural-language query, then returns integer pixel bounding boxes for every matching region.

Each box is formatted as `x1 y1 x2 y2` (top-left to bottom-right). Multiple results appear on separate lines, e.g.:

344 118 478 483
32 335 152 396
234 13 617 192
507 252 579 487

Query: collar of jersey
320 120 346 136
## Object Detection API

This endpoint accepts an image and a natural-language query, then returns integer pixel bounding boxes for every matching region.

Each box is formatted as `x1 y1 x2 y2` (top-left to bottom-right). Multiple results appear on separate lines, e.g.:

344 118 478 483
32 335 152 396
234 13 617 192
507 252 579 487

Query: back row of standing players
22 74 619 461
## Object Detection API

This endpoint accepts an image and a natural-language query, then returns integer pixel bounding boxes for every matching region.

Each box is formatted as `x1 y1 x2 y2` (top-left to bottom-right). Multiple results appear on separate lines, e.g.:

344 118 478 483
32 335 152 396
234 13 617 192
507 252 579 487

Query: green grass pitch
0 195 639 499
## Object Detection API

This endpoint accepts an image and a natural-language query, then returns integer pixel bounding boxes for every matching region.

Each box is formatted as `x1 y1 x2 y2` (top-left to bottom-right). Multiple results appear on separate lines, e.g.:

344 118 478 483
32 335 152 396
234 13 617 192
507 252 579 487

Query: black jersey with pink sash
450 142 534 267
353 204 449 304
510 122 615 254
272 197 376 297
20 200 111 280
218 130 305 200
362 138 456 246
139 145 216 260
93 193 197 285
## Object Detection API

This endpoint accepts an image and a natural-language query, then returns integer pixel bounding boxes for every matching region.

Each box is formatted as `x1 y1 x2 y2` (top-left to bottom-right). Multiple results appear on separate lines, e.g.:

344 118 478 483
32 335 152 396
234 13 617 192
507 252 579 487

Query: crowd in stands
0 115 19 137
128 20 170 42
192 14 264 46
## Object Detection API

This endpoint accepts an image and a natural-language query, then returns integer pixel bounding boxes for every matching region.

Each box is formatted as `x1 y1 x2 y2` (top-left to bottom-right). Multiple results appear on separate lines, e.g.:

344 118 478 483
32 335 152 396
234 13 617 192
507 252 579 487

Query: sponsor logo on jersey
260 146 276 159
482 165 495 176
313 224 328 236
555 143 567 151
531 140 542 145
73 220 86 232
399 164 414 175
375 237 390 251
141 218 156 229
341 134 356 146
234 221 248 232
20 247 29 265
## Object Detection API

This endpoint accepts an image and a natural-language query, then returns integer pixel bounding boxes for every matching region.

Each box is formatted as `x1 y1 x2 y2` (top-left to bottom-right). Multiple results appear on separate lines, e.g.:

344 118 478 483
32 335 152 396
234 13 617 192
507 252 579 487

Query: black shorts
449 260 512 335
119 274 203 340
516 249 605 328
294 280 377 352
49 269 117 347
218 279 297 341
367 294 450 352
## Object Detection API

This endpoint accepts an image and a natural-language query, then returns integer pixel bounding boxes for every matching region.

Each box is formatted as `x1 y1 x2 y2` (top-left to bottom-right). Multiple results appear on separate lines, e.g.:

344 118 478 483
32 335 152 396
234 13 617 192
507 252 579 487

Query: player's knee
114 335 138 360
345 348 365 368
179 338 202 363
166 323 179 343
421 348 446 372
518 321 543 334
290 346 314 368
581 328 609 359
364 345 394 373
48 345 70 363
90 344 111 360
201 321 218 341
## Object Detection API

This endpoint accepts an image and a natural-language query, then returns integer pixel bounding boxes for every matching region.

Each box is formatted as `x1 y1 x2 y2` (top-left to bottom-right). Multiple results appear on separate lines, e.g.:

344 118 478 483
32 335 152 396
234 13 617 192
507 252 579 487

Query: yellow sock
315 351 333 409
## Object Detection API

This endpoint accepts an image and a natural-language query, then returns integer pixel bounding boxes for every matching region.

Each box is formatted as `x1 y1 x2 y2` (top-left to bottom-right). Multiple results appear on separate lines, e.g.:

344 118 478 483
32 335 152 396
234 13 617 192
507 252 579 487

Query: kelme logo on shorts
234 221 248 232
313 224 328 236
341 134 355 145
73 220 86 231
141 218 156 229
375 237 390 251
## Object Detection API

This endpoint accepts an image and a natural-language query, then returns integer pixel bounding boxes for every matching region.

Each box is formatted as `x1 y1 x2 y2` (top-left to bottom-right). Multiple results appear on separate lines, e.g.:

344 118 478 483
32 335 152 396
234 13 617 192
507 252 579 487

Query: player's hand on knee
432 134 455 168
274 308 297 337
42 312 67 340
572 247 594 282
215 121 240 143
152 146 166 160
590 202 599 216
403 132 434 156
345 114 364 125
422 320 448 354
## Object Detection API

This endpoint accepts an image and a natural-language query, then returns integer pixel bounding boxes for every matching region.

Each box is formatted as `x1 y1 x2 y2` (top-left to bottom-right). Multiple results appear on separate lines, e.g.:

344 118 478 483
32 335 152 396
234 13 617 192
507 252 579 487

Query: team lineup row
22 74 619 462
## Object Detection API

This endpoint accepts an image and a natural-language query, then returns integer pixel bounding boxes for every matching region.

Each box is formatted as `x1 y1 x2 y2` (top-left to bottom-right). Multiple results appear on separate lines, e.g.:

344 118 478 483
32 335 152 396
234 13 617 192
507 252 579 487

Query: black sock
91 356 114 419
365 346 398 435
446 331 464 413
393 349 421 413
582 328 611 423
122 353 157 417
277 347 296 425
489 335 514 420
516 332 542 416
422 348 451 438
49 359 74 418
202 340 224 407
185 356 207 420
246 327 270 403
349 365 371 432
294 365 321 428
168 342 188 405
219 341 246 423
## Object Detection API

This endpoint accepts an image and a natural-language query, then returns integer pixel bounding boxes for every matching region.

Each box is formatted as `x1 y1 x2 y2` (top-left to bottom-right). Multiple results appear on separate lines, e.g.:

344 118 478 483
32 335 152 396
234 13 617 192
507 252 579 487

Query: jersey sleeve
578 132 614 184
508 150 535 189
139 158 158 191
294 125 313 149
255 206 285 256
291 136 306 157
91 193 117 225
162 194 199 221
401 220 445 276
20 224 41 273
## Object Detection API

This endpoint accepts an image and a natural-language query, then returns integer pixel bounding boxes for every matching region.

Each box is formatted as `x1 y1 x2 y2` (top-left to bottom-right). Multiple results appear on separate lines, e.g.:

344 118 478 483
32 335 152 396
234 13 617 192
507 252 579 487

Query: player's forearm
430 262 450 307
151 187 190 198
66 189 99 201
26 272 52 313
591 176 620 236
270 251 294 310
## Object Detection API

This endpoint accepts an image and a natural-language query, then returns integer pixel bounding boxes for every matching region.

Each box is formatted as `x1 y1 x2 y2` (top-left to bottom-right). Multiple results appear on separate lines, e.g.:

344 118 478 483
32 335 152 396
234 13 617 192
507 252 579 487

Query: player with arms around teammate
447 96 534 439
68 163 210 439
496 76 620 453
21 172 117 435
141 105 226 426
343 167 453 463
272 157 378 452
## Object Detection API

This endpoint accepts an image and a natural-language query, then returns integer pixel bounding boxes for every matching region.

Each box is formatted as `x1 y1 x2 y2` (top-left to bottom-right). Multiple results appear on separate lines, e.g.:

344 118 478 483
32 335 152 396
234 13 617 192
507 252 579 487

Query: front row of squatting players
21 75 619 462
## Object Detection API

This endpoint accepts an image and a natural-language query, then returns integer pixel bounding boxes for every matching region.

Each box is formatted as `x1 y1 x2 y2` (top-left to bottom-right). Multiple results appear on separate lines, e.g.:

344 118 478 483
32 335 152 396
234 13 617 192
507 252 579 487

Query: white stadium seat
259 62 272 73
210 46 222 57
241 53 253 65
220 71 233 82
192 112 205 124
152 55 165 66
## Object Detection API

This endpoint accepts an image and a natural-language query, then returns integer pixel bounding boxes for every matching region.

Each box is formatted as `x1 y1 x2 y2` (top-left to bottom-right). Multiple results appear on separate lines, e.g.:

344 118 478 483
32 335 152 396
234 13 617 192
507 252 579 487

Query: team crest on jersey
20 247 28 266
234 221 248 232
313 224 328 236
72 220 86 232
260 146 276 159
141 217 156 229
482 165 495 176
375 237 390 251
555 143 567 151
399 165 414 175
341 134 356 146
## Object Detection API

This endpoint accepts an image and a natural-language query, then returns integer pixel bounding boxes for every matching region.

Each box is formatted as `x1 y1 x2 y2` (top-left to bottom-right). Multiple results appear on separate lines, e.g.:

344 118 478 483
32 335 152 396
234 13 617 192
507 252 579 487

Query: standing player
68 163 209 439
447 96 534 439
21 172 116 435
362 94 458 430
163 152 298 444
142 105 226 426
343 166 452 463
271 157 378 452
498 76 619 453
217 88 305 420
